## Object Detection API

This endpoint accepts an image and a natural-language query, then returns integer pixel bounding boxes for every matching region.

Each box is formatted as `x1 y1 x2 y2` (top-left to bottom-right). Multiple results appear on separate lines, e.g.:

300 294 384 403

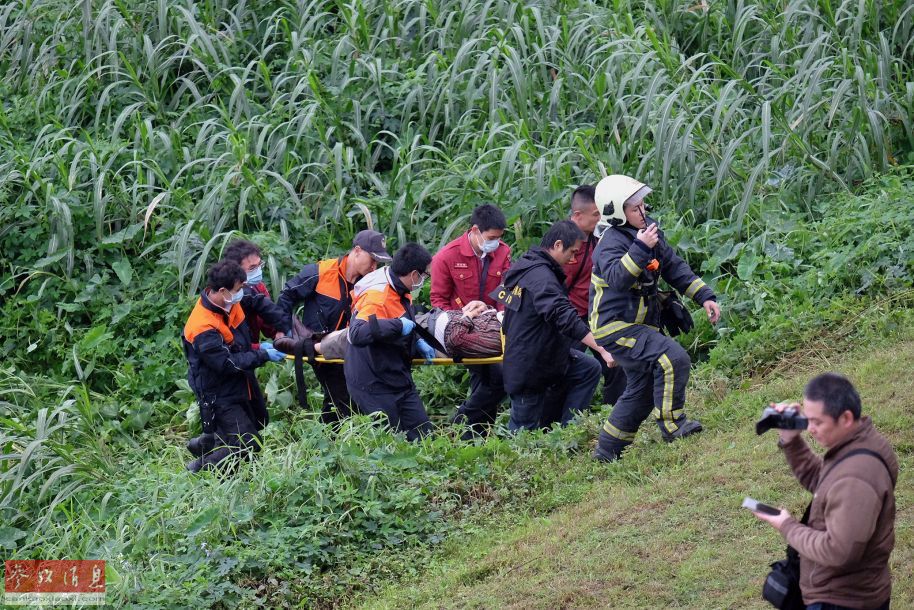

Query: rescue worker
183 260 289 473
276 230 391 422
590 175 721 462
502 220 614 431
564 185 627 406
223 239 283 345
345 243 436 441
430 204 511 436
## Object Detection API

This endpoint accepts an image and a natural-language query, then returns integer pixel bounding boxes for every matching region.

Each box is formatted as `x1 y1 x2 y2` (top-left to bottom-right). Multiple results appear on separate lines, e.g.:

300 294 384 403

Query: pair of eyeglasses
246 262 265 273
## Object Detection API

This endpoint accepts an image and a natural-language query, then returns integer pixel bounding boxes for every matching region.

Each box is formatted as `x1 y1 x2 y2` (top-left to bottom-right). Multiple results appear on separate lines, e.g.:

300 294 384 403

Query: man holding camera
754 373 898 610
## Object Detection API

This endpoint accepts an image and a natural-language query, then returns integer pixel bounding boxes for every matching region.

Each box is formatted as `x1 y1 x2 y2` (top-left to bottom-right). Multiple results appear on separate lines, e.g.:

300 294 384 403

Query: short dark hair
540 219 585 251
206 260 246 291
223 239 261 264
470 204 507 232
391 243 433 276
804 373 862 420
570 185 596 212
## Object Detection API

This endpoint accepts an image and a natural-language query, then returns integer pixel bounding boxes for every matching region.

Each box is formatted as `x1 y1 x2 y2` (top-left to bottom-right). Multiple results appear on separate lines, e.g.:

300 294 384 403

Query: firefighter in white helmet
589 175 721 462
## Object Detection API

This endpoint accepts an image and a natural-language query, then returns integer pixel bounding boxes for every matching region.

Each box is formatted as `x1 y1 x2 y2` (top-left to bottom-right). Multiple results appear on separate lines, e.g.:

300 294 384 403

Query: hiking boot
661 418 703 443
593 429 629 463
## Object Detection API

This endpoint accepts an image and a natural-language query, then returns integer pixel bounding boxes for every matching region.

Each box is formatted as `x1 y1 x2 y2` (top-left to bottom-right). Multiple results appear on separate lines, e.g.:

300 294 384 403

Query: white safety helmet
594 175 652 231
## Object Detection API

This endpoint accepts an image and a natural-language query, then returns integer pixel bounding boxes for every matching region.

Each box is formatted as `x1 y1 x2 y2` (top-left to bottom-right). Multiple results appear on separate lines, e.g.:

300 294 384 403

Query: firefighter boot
593 429 631 463
660 418 703 443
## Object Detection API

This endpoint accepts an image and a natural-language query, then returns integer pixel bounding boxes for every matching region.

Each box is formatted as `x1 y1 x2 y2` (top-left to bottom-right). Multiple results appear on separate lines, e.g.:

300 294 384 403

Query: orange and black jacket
344 267 417 393
277 256 354 335
182 291 285 427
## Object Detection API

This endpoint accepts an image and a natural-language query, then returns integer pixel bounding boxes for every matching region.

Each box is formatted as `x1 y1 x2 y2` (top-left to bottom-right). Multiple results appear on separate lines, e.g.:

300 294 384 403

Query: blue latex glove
400 318 416 336
415 338 436 364
260 342 273 350
263 347 286 362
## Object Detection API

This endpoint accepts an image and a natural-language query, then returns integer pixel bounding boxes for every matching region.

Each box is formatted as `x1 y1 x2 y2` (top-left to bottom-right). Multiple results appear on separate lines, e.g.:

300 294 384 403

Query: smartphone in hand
742 497 781 515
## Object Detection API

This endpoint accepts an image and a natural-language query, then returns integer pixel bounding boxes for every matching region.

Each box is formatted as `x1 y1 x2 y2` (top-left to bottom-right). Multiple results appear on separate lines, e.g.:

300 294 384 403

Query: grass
361 328 914 608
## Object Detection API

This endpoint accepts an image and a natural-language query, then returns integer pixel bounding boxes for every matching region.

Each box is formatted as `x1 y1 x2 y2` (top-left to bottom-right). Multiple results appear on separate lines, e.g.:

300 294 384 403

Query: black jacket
590 219 716 343
277 256 354 335
344 268 418 393
181 291 287 428
502 247 591 394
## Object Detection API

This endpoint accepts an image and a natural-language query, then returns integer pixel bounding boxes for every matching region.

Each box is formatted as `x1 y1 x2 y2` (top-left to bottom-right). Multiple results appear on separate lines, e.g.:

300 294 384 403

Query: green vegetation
1 0 912 607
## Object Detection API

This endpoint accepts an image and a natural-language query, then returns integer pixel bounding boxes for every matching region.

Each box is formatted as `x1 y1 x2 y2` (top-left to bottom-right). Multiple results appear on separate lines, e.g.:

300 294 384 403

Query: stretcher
285 354 503 365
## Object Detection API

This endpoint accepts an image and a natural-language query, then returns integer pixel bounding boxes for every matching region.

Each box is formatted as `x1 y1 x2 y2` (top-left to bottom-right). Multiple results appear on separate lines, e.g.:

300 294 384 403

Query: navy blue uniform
590 219 715 455
345 268 431 441
278 255 356 421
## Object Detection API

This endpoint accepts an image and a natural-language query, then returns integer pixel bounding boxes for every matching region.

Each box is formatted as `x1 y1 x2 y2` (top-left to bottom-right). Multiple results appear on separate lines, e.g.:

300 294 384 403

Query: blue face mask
246 269 263 286
480 238 500 254
224 287 244 308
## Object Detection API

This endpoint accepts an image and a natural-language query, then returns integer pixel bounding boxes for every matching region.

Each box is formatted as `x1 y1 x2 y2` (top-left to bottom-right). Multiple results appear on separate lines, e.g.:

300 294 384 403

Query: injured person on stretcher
314 300 503 360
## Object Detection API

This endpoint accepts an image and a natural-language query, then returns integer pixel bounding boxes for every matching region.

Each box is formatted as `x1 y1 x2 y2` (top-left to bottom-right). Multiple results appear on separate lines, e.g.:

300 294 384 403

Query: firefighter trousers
599 325 691 445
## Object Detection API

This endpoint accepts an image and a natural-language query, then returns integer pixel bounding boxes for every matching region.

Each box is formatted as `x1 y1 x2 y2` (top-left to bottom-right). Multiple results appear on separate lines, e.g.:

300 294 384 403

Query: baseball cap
353 230 392 262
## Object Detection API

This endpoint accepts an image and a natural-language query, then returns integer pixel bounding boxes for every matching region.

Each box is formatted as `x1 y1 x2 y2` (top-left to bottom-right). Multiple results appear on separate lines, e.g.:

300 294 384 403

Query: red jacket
245 282 278 344
562 233 597 317
431 232 511 310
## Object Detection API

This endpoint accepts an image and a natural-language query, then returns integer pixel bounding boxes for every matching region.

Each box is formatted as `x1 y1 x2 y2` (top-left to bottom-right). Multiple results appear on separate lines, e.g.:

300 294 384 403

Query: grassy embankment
364 325 914 609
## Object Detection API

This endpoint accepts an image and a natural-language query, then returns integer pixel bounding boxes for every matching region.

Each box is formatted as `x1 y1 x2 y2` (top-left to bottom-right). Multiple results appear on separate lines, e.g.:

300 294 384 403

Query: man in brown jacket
754 372 898 610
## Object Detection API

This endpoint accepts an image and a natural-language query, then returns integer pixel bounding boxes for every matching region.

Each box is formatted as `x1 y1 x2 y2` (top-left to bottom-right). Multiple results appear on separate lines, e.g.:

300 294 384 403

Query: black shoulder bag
657 290 693 337
762 448 895 609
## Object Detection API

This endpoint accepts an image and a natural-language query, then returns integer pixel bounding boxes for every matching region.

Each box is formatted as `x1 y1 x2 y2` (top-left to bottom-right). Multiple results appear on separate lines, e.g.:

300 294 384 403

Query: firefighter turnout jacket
589 219 716 342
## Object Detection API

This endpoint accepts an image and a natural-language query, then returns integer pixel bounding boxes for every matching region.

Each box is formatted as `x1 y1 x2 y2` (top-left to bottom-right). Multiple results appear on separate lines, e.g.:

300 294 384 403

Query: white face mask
411 273 427 293
245 269 263 286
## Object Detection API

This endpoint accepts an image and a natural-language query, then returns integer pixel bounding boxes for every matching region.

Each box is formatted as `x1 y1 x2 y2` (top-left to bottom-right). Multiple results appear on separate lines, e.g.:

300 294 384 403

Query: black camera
755 406 808 435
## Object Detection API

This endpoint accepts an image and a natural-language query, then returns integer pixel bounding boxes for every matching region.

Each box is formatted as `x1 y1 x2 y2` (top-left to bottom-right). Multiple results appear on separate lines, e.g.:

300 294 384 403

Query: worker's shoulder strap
820 448 895 490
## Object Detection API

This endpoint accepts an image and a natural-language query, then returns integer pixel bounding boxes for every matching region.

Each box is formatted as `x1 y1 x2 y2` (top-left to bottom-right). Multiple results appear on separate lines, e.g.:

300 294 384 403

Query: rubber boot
593 429 631 463
186 457 203 473
660 418 703 443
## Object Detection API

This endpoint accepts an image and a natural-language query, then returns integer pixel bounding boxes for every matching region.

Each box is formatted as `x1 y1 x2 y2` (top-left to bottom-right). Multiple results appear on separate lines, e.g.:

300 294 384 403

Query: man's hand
703 300 721 324
770 402 803 444
636 223 659 248
415 338 436 364
263 347 286 362
597 347 617 368
461 300 487 318
752 507 792 532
